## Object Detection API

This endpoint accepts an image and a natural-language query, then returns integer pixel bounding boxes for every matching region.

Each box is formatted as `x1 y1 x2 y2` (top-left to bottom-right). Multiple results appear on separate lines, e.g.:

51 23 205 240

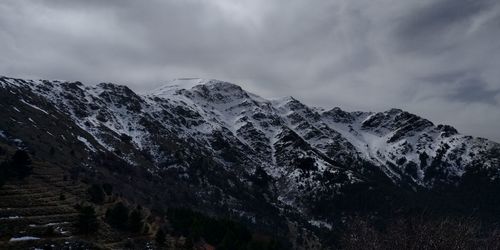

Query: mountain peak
322 107 356 123
148 78 246 97
272 96 299 106
191 79 244 93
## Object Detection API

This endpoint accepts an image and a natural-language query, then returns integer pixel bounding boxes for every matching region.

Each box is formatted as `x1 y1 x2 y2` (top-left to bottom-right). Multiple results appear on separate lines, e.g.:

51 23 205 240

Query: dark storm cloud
0 0 499 141
395 0 493 52
450 79 500 105
421 72 500 105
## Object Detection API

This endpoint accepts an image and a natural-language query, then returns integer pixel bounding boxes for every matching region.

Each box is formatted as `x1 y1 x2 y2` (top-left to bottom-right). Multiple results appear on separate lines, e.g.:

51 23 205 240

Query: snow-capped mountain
1 76 500 247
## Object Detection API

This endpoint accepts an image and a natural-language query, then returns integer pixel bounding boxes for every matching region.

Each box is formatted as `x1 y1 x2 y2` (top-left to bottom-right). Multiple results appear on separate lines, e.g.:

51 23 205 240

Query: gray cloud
421 72 500 105
395 0 493 53
0 0 499 142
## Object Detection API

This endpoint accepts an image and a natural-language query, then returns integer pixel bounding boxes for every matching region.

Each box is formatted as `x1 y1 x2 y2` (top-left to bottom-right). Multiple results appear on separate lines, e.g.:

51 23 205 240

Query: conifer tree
75 205 99 234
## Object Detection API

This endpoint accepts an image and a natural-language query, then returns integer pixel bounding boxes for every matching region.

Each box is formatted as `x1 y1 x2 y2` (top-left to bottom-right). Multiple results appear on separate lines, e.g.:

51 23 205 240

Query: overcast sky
1 0 499 142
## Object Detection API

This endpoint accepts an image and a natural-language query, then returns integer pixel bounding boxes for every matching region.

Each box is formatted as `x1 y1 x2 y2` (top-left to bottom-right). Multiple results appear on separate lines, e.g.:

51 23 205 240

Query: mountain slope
1 76 500 248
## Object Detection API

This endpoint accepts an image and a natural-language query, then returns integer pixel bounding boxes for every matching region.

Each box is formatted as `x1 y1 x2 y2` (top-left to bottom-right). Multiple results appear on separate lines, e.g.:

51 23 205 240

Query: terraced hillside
0 161 92 249
0 144 176 250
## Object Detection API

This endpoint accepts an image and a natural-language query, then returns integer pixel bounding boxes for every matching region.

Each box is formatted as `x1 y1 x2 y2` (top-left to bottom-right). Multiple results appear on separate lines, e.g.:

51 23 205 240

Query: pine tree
10 149 32 179
75 205 99 234
106 202 129 229
87 184 105 204
155 228 166 246
128 207 144 233
102 183 113 195
0 162 6 187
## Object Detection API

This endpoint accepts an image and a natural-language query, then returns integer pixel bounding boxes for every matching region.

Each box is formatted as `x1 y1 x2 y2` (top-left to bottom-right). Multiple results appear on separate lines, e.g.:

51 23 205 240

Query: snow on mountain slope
1 76 499 191
174 79 497 187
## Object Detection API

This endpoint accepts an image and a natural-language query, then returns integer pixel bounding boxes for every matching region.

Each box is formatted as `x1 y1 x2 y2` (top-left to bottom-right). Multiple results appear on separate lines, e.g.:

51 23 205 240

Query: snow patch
20 100 49 114
77 136 96 152
9 236 40 242
0 215 23 220
309 219 333 230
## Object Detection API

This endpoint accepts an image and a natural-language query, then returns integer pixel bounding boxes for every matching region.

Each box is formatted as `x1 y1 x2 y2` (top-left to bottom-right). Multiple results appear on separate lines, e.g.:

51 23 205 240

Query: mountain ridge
1 76 499 185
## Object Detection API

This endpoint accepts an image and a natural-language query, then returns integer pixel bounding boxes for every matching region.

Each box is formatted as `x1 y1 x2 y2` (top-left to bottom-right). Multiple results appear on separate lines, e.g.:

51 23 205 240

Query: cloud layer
1 0 499 141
